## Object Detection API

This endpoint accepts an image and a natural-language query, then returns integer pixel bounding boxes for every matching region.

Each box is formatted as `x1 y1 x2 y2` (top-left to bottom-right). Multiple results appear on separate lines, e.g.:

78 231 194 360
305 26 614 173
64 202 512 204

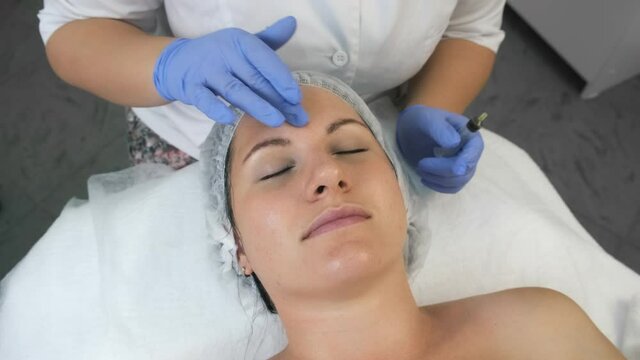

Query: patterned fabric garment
126 109 197 170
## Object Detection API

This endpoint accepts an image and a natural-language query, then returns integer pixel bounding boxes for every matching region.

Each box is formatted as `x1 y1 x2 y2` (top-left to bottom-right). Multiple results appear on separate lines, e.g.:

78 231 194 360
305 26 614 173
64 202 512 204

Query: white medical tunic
38 0 506 158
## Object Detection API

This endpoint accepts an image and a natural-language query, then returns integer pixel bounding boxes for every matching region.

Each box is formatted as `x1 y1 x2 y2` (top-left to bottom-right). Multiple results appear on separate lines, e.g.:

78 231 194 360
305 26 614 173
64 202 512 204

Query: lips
302 204 372 240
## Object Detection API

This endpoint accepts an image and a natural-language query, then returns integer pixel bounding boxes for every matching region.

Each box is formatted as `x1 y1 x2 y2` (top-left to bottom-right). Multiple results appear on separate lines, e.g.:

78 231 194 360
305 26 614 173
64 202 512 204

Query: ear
236 239 253 275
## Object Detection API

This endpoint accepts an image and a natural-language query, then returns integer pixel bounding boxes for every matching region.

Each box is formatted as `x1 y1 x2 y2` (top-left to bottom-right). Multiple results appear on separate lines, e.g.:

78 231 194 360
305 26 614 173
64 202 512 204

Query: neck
274 261 434 360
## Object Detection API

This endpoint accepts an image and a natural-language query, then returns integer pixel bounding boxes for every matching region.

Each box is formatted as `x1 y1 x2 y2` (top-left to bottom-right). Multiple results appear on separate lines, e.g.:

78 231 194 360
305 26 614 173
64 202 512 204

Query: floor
1 2 639 280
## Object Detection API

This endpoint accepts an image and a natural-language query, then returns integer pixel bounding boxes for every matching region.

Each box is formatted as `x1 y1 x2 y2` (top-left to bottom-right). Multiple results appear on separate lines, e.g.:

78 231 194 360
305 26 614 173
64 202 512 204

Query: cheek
232 190 295 262
358 161 407 237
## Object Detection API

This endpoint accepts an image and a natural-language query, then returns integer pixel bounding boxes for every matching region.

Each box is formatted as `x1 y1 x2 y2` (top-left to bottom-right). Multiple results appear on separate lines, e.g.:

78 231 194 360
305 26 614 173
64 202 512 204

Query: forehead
232 85 364 149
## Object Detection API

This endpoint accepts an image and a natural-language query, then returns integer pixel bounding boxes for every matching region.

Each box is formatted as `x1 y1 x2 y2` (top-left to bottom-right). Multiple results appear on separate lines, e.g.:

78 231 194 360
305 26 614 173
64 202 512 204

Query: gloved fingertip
442 127 461 148
280 15 297 27
416 158 432 173
450 128 462 143
418 157 448 171
449 113 470 126
286 110 308 127
265 113 286 127
206 104 236 124
283 86 302 104
451 161 466 175
256 16 297 50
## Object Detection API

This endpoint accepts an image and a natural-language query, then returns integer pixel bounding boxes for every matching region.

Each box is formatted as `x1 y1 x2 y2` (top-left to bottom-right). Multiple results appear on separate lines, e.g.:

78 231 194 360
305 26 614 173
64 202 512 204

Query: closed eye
260 165 294 181
259 148 368 181
335 148 369 155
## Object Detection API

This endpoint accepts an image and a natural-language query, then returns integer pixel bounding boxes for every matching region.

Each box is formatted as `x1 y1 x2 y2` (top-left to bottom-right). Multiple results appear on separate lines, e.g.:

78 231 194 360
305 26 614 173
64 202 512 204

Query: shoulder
472 287 624 359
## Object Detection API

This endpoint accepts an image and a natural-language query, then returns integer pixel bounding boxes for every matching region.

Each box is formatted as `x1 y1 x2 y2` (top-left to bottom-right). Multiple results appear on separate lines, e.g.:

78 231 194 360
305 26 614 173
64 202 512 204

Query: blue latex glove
396 104 484 193
153 16 307 127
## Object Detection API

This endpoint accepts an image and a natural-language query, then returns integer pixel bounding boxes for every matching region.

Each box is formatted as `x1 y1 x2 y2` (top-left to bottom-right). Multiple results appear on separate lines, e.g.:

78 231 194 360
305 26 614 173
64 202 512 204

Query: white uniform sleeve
443 0 506 53
38 0 164 45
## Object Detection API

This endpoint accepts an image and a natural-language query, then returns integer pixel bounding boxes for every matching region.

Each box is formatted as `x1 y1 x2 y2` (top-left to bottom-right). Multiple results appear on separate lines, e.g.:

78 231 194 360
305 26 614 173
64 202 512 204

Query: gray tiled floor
1 3 639 279
1 0 130 277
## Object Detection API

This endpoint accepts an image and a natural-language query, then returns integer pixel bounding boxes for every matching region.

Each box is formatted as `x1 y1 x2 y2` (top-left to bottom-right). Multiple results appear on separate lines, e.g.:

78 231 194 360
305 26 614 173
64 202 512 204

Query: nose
305 158 351 201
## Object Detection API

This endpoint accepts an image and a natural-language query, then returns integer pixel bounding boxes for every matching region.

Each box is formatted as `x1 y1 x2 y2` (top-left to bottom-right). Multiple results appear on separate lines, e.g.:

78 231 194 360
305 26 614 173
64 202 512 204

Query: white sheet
1 98 639 359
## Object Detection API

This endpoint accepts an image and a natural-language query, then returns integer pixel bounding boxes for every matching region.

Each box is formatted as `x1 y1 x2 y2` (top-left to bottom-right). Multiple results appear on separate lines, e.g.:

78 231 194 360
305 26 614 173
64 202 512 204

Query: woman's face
229 85 407 302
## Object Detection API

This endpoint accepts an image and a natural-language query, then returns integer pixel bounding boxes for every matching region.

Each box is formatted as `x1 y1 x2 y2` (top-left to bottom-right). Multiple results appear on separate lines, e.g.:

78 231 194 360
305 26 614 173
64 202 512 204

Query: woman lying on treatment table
202 72 624 359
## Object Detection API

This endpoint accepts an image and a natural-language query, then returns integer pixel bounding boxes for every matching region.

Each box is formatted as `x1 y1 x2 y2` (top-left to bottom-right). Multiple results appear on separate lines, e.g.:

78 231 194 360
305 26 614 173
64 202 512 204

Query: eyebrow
327 118 367 134
242 118 367 163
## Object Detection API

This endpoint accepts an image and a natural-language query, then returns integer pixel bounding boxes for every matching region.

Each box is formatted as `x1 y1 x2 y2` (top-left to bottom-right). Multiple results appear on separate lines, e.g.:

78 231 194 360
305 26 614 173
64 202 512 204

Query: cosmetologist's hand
153 16 307 127
396 104 484 193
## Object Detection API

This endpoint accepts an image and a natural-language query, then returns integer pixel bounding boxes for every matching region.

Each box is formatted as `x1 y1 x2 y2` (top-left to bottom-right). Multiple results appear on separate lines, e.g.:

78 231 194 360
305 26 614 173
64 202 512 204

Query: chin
318 237 395 289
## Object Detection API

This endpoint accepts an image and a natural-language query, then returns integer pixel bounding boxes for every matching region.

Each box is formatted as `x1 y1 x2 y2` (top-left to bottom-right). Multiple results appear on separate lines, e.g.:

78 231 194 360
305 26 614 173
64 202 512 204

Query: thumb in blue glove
254 16 296 50
396 105 484 193
153 16 308 127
